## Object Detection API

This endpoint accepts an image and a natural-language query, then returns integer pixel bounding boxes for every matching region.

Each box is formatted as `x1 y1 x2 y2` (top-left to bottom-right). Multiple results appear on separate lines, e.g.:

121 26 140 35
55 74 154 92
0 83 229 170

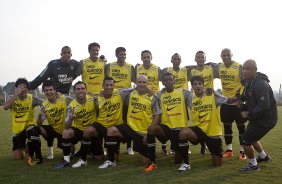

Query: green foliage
0 107 282 184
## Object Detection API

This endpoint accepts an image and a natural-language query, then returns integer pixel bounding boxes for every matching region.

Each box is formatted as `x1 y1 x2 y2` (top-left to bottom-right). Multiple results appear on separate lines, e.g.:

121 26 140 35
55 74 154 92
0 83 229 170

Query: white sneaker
188 150 192 155
98 160 116 169
127 148 134 155
72 159 87 168
46 147 54 159
178 163 191 172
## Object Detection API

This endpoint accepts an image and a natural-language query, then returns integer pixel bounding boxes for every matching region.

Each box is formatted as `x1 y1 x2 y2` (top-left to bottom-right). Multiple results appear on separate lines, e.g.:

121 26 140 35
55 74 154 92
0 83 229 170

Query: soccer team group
4 42 277 172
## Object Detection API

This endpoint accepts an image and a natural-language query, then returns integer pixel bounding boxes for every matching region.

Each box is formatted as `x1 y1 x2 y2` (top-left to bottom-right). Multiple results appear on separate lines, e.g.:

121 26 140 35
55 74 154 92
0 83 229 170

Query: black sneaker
240 163 260 172
257 155 271 163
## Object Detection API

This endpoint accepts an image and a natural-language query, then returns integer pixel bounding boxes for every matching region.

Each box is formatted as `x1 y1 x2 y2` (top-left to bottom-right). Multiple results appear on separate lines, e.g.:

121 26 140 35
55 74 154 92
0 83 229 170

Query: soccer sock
259 150 267 158
48 146 53 154
147 134 156 163
226 144 232 151
33 138 42 160
47 138 54 147
237 123 245 145
161 143 166 150
249 157 257 166
62 138 72 162
240 145 244 152
64 155 70 163
127 140 132 149
179 140 189 164
224 124 233 146
27 140 34 157
105 136 117 162
81 137 91 161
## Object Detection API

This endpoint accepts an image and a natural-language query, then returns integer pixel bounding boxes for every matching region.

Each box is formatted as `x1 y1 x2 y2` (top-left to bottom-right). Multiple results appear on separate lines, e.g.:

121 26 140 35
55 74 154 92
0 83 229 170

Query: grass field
0 107 281 184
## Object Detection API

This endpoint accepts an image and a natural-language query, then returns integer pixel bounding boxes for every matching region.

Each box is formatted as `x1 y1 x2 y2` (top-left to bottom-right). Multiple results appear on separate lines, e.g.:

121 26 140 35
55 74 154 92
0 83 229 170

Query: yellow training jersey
109 62 132 88
219 61 243 97
11 94 35 134
81 58 105 95
70 95 97 131
42 95 67 134
97 89 123 128
127 91 154 134
159 89 188 128
191 93 222 136
136 64 160 93
190 65 214 89
166 67 189 90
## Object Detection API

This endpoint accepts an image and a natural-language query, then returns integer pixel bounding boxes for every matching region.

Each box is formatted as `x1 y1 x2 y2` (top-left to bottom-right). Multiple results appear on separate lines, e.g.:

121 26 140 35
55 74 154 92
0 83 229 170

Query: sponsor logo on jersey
199 113 208 119
166 105 177 111
89 75 99 80
15 114 25 118
131 109 143 114
106 111 116 117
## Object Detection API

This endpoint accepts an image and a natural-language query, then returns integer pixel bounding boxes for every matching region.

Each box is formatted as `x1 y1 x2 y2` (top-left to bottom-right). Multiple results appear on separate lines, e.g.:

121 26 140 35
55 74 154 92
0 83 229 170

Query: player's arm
36 106 46 127
65 106 75 129
32 95 44 107
29 62 52 90
3 84 25 110
183 89 192 109
75 60 84 76
131 65 136 83
151 95 162 126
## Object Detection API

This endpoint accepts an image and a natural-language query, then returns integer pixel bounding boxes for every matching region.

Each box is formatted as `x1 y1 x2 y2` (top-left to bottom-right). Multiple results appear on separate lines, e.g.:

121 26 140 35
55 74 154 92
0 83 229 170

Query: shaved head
242 59 257 80
136 74 148 82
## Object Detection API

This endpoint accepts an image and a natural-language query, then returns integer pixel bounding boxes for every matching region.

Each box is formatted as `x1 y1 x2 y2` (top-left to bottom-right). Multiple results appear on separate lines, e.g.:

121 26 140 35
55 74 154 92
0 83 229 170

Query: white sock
259 150 267 158
64 156 70 163
48 146 53 153
249 158 257 166
240 145 244 152
226 144 232 151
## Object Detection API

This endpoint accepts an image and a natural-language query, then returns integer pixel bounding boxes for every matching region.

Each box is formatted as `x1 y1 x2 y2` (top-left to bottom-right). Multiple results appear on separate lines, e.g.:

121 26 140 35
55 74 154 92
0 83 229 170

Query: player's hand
205 88 213 96
147 88 154 97
87 91 95 97
39 106 46 116
15 84 25 96
56 92 62 98
69 107 76 120
241 111 248 118
99 90 105 97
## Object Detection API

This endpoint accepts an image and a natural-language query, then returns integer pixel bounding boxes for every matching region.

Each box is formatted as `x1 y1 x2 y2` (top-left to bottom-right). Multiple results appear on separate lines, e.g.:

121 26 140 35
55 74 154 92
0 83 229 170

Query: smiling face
221 48 232 66
43 85 56 102
103 79 115 96
74 83 87 101
192 80 204 96
162 73 175 92
61 47 72 63
116 51 126 63
195 52 206 66
136 75 148 94
141 52 152 67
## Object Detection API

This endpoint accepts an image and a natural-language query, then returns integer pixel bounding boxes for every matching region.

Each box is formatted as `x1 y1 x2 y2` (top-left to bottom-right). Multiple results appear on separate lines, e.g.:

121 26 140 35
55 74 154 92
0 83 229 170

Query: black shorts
12 131 26 151
157 124 181 151
91 122 107 138
70 127 83 145
41 125 63 149
242 123 273 145
116 124 148 157
189 126 223 157
220 104 246 124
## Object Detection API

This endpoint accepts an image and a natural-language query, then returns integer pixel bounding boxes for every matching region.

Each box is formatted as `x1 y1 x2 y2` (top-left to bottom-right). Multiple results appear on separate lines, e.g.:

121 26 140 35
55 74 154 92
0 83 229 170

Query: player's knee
83 126 95 138
62 129 73 139
179 128 190 140
147 124 158 134
107 127 118 136
26 126 41 139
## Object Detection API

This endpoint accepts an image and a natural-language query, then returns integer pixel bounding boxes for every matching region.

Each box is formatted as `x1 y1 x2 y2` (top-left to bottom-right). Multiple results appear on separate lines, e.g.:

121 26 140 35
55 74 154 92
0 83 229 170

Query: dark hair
141 50 152 57
190 75 204 85
195 50 205 58
73 81 87 90
171 53 181 61
88 42 100 52
61 46 71 53
162 72 174 81
115 47 126 56
103 76 115 85
42 80 55 91
15 78 29 88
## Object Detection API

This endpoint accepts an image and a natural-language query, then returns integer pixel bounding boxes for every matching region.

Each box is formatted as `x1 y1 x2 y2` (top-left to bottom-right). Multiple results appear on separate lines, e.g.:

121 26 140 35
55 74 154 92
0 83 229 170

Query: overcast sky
0 0 281 91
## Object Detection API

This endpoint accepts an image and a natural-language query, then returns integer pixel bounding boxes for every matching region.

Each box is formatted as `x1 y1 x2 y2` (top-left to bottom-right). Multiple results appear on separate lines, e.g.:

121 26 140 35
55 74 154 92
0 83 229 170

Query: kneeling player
179 75 236 166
